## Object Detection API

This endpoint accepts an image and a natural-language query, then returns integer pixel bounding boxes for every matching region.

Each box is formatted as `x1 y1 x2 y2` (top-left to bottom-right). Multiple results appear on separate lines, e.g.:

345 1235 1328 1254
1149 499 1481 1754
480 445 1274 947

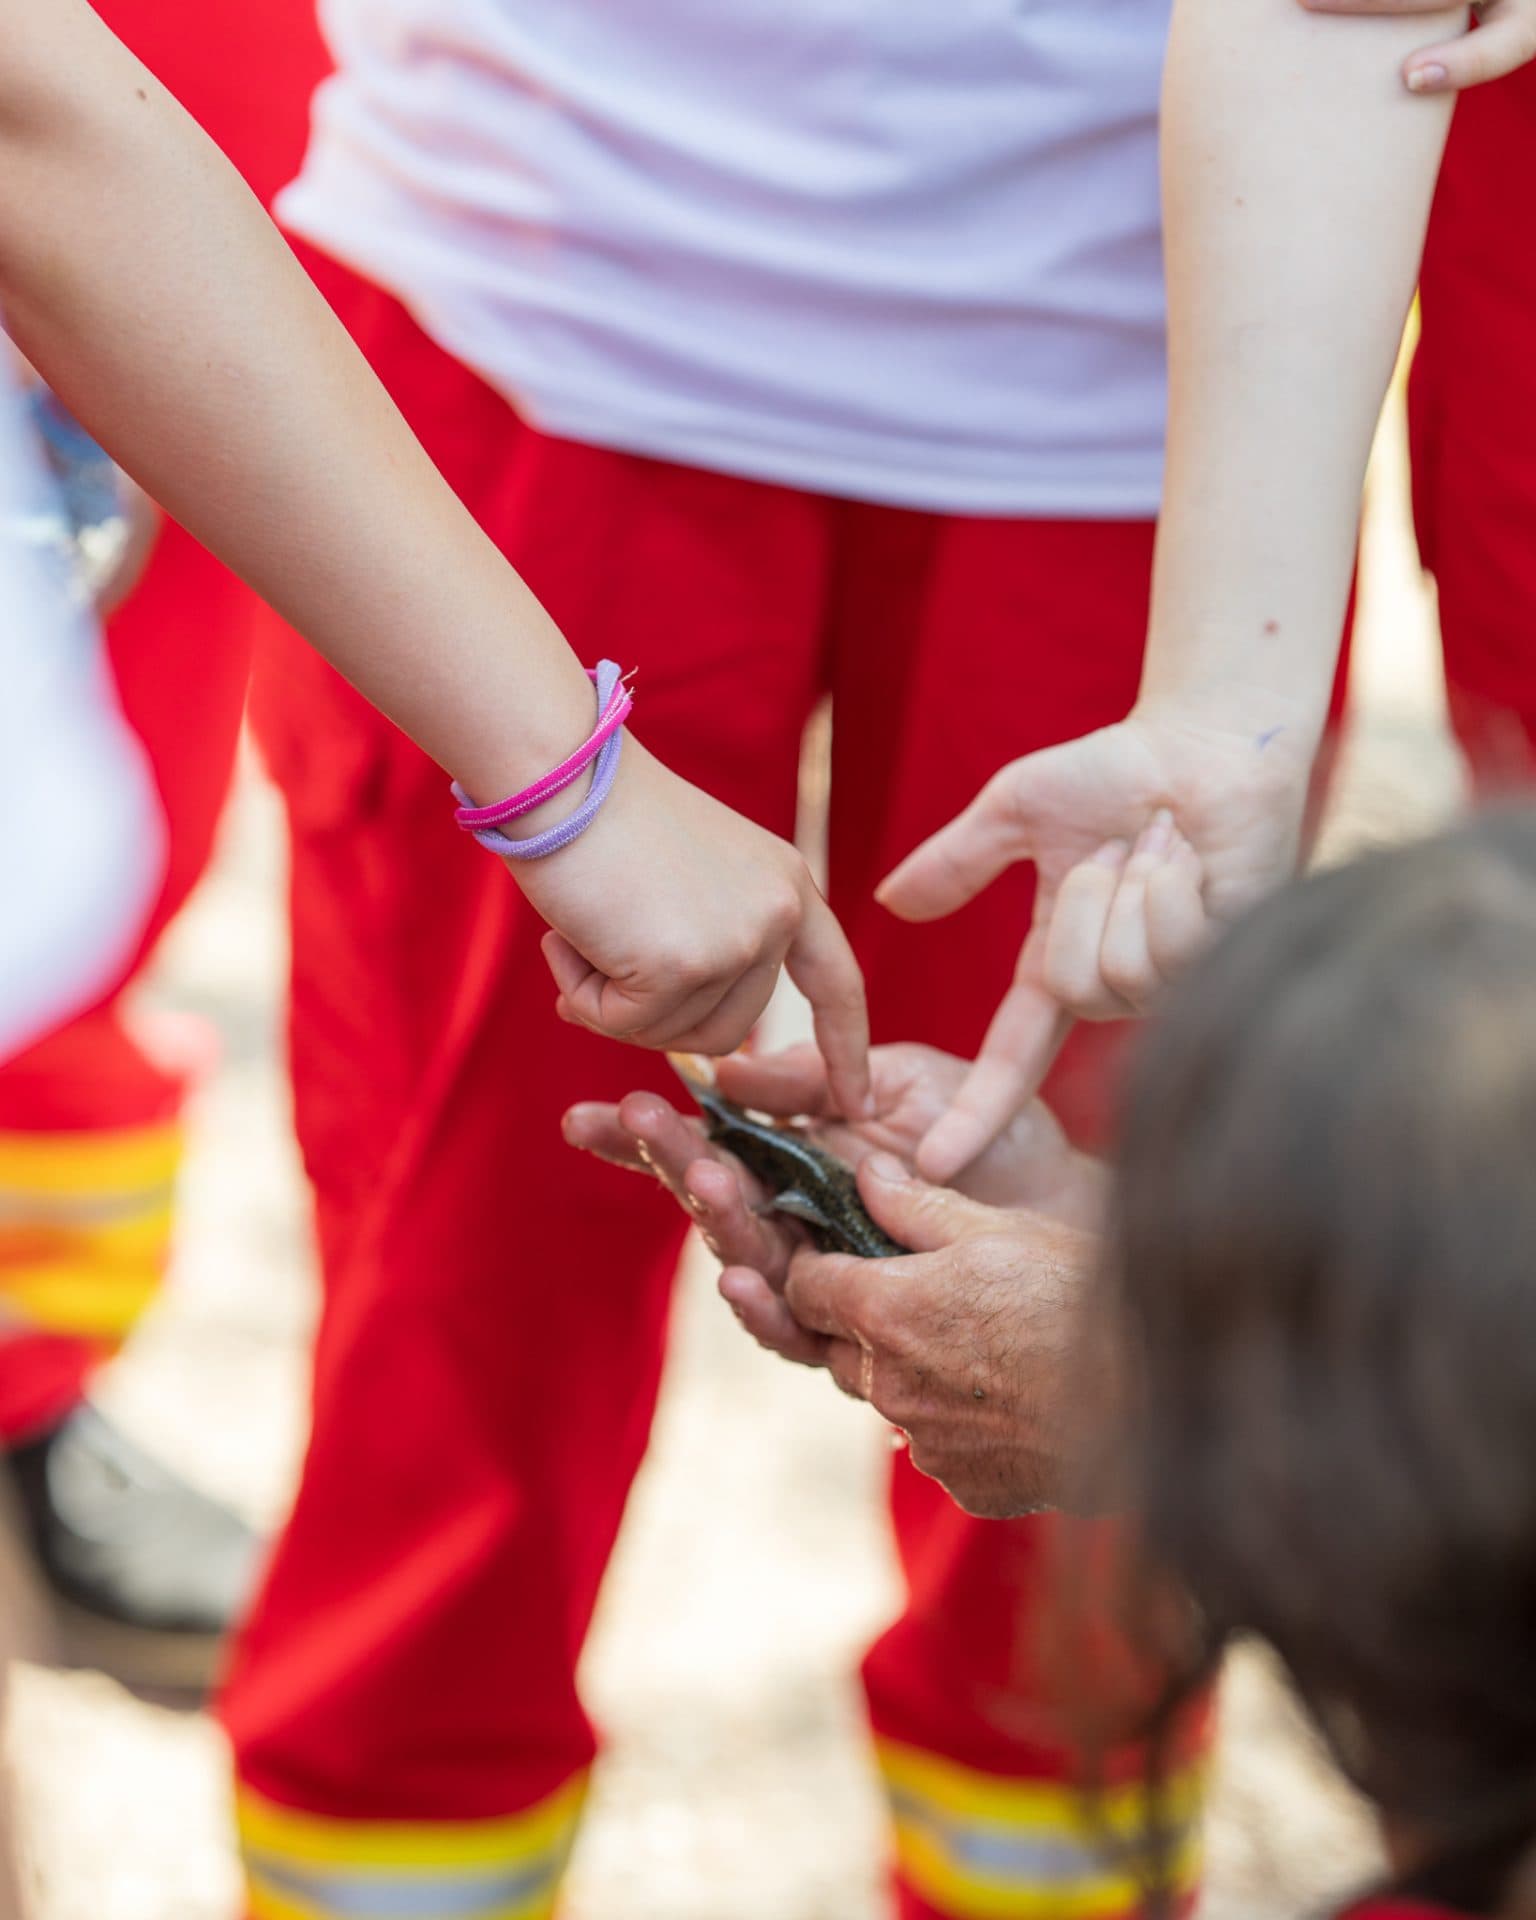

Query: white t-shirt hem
287 177 1162 522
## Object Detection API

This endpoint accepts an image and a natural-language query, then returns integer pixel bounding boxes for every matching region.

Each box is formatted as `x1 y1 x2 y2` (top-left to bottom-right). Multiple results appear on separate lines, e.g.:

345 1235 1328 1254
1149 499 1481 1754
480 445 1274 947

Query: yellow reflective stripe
0 1124 179 1341
238 1775 588 1874
0 1202 176 1262
891 1821 1203 1920
877 1738 1204 1920
879 1739 1204 1836
0 1262 160 1339
248 1878 329 1920
0 1123 181 1197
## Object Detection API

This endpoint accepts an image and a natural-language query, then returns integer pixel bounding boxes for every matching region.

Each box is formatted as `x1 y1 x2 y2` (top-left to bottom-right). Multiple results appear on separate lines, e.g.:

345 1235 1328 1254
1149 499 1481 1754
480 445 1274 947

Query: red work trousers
228 244 1206 1920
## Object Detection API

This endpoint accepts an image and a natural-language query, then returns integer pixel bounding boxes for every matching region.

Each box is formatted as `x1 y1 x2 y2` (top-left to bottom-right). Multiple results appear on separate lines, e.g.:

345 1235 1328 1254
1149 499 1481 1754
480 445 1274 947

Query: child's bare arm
883 1 1463 1182
0 0 868 1103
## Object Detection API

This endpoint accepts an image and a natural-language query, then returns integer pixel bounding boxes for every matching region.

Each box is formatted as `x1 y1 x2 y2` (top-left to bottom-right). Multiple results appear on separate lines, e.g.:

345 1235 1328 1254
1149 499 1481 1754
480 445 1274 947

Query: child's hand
1298 0 1536 92
518 742 870 1118
878 702 1305 1181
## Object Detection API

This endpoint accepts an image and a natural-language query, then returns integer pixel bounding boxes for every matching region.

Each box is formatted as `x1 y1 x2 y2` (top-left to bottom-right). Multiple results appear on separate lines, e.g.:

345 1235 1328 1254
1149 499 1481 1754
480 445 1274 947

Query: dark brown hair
1104 808 1536 1918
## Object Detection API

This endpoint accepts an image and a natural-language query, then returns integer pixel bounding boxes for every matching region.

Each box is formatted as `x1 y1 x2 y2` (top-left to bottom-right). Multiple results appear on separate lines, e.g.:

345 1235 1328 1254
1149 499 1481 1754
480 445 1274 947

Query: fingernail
1137 810 1174 859
1406 62 1448 92
865 1152 909 1184
1094 840 1131 868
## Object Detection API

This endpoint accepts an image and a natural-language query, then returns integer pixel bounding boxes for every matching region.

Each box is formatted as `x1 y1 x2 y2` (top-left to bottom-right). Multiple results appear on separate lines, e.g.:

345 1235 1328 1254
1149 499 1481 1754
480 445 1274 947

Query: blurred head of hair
1101 807 1536 1919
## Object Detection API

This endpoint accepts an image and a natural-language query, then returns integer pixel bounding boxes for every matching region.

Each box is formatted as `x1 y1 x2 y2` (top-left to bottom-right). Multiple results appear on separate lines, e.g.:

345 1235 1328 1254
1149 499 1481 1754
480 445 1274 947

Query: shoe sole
51 1598 223 1704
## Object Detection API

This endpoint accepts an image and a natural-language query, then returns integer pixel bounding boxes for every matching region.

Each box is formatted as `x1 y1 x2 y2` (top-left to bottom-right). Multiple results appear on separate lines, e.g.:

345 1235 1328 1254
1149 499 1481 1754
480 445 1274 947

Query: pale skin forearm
0 0 593 800
1145 0 1463 751
0 0 874 1099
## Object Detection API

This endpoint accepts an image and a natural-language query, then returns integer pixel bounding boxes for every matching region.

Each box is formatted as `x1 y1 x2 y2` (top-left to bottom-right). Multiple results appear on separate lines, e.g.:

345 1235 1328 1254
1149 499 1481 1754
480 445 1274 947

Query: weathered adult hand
770 1156 1102 1517
877 701 1312 1183
565 1053 1108 1514
1298 0 1536 93
563 1041 1102 1247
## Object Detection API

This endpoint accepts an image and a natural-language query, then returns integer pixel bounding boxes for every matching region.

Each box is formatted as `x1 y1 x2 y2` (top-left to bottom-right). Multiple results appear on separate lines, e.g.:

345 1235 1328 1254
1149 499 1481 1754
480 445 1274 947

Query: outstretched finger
614 1092 745 1208
875 780 1031 924
785 888 872 1119
561 1101 653 1172
686 1156 797 1287
1403 1 1536 90
914 973 1072 1185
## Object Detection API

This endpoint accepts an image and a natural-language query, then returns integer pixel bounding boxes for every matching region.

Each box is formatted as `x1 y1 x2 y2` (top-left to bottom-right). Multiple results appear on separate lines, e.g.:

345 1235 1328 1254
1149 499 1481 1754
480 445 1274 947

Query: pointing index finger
785 886 872 1118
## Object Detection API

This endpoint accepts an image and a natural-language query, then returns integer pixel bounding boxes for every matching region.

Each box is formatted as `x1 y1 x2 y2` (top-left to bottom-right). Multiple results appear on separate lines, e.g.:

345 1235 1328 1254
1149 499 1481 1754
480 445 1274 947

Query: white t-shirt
283 0 1172 516
0 369 162 1061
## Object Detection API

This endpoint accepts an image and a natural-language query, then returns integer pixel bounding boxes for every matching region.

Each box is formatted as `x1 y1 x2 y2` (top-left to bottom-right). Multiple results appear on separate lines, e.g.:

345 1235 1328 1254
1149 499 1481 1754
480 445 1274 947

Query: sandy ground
6 389 1468 1920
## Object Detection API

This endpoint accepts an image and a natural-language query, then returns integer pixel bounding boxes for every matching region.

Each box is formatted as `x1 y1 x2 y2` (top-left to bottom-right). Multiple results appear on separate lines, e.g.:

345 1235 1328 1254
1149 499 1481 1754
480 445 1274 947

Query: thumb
876 763 1042 924
857 1153 999 1253
1404 2 1536 92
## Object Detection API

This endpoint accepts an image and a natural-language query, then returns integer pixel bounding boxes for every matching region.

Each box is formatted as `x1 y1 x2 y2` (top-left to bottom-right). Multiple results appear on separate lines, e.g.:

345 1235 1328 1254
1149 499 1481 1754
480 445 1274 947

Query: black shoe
8 1404 264 1699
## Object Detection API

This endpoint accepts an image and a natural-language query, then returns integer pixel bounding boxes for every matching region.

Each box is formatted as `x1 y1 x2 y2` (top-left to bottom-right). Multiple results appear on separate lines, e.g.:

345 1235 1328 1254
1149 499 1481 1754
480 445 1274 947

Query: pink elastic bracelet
452 666 634 832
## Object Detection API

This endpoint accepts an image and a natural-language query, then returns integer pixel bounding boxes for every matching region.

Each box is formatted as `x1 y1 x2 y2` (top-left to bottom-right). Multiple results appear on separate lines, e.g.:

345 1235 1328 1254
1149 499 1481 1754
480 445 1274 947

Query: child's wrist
451 660 635 861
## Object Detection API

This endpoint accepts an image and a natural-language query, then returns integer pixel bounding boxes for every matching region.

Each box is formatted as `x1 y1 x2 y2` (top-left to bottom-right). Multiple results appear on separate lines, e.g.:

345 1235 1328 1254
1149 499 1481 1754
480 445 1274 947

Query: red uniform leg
0 0 328 1440
825 508 1208 1918
0 523 257 1440
226 250 839 1919
1410 60 1536 784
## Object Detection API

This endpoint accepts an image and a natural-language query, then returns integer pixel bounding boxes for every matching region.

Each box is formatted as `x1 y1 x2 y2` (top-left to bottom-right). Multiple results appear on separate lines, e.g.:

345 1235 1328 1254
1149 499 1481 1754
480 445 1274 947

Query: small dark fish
668 1054 907 1259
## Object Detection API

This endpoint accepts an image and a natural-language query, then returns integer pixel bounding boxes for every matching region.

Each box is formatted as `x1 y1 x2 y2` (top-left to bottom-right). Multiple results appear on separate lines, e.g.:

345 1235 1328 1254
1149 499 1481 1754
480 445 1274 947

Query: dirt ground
7 389 1468 1920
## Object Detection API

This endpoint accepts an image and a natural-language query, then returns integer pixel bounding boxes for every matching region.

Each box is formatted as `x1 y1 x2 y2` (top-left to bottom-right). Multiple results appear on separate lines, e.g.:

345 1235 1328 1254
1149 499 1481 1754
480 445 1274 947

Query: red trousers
227 244 1204 1920
1411 57 1536 788
0 0 329 1442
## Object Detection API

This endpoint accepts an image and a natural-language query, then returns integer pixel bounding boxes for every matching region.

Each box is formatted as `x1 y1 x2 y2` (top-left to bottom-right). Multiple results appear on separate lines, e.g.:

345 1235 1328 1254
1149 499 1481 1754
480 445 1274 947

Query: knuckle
760 880 805 947
671 947 719 993
987 769 1035 834
1042 945 1099 1012
850 1273 895 1340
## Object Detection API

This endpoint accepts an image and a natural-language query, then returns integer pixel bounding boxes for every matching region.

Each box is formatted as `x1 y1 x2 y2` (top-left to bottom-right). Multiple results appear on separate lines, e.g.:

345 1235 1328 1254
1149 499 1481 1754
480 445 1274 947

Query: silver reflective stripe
249 1855 561 1920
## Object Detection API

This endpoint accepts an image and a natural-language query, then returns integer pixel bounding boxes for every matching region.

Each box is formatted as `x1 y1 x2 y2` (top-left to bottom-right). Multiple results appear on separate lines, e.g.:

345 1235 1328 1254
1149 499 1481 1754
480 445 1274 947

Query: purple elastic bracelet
451 659 627 861
453 668 632 830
